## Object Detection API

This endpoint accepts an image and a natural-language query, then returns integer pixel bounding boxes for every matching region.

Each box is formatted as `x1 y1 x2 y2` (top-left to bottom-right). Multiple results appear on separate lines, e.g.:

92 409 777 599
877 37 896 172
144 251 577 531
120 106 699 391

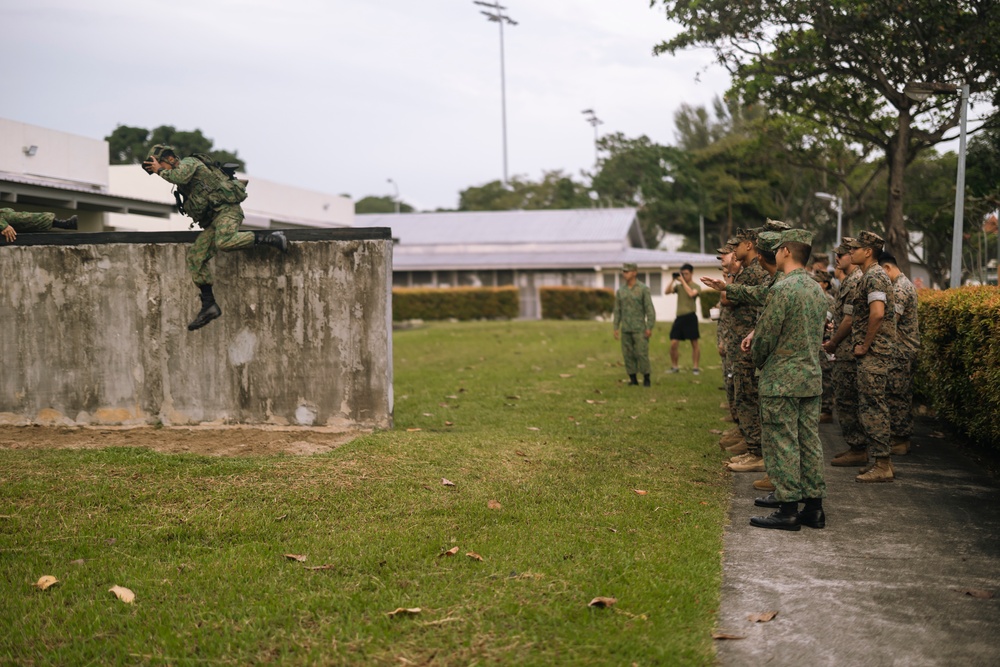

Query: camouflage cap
621 262 638 272
715 245 734 255
812 270 832 283
147 144 173 159
736 227 758 242
726 236 739 246
777 228 815 246
755 231 783 253
762 218 791 232
835 237 854 255
845 230 884 251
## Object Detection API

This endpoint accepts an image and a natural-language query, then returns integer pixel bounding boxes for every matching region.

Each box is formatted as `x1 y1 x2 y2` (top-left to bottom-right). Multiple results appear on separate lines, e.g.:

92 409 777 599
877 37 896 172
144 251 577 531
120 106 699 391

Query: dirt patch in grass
0 425 362 457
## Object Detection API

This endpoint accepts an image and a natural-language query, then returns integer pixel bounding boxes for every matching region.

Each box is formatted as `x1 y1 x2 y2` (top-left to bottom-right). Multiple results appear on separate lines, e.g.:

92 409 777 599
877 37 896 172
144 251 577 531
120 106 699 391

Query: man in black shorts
667 263 702 374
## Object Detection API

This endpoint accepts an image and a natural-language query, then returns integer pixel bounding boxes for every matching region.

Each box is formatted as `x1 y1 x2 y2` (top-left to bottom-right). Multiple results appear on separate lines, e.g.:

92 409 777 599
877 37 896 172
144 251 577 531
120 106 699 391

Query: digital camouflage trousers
832 359 865 450
887 354 916 440
187 205 254 286
619 331 651 376
731 353 762 454
760 395 826 503
857 354 891 457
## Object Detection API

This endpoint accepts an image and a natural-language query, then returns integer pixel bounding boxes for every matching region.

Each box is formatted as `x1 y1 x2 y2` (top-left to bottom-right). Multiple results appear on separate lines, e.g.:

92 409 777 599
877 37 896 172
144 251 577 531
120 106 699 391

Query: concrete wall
0 229 393 429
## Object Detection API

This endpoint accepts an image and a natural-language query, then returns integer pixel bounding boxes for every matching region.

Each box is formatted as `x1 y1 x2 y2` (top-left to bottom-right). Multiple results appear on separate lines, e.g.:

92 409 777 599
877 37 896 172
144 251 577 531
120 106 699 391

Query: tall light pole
581 109 603 169
905 81 970 288
387 178 400 214
474 1 517 186
815 191 842 264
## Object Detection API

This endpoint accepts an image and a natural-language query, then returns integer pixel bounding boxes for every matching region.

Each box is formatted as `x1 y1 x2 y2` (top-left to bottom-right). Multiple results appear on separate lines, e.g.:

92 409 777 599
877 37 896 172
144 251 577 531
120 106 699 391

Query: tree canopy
458 171 592 212
106 125 246 171
355 195 415 214
653 0 1000 276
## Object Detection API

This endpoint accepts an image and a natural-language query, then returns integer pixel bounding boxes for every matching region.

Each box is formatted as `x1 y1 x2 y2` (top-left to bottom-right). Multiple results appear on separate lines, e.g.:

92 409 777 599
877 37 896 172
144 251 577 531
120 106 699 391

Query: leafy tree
653 0 1000 276
355 195 415 214
458 171 592 212
106 125 246 171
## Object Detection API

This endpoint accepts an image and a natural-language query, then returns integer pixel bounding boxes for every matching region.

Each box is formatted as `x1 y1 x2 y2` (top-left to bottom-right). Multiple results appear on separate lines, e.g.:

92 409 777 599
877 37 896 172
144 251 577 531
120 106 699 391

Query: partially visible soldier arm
643 286 655 333
856 299 885 356
725 282 769 307
750 292 786 368
157 158 199 185
612 293 622 332
825 315 852 352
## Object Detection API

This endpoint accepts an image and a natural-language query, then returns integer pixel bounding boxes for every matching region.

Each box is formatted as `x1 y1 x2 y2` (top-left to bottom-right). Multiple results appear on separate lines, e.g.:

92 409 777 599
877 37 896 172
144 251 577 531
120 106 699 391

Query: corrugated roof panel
391 247 718 271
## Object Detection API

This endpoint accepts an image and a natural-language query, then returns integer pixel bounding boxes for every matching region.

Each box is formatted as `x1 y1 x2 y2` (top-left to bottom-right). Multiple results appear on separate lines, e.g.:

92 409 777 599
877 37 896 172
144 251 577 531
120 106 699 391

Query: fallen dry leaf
559 374 573 378
630 415 638 420
109 585 135 604
440 546 460 557
441 478 456 487
466 552 484 561
446 395 459 399
712 632 746 640
955 588 995 599
304 564 336 571
35 576 59 591
747 611 778 623
387 607 422 618
406 428 422 432
515 450 527 457
633 489 648 496
577 364 586 368
422 412 433 417
527 427 540 431
444 421 454 426
284 554 308 562
438 403 450 408
506 395 521 400
708 429 724 435
487 499 502 510
69 559 86 566
588 596 617 608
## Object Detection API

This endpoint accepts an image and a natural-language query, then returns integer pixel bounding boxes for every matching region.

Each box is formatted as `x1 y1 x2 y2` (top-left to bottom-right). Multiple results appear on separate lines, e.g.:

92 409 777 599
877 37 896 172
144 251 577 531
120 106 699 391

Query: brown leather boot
856 457 894 483
724 439 748 455
753 474 775 491
831 448 868 467
890 439 910 456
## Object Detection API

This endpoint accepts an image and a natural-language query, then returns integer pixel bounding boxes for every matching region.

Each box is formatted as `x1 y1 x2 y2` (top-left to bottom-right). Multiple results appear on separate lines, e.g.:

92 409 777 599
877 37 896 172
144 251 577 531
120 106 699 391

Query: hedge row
392 287 519 321
540 286 615 320
915 286 1000 450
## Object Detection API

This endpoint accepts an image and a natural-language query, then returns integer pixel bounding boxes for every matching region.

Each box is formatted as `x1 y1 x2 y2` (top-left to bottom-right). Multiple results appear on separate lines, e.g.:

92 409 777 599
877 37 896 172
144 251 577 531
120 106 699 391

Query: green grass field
1 321 731 666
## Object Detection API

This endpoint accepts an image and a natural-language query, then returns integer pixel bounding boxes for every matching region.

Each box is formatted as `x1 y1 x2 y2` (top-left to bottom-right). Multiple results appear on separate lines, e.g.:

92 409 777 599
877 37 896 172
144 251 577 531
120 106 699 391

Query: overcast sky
3 0 731 211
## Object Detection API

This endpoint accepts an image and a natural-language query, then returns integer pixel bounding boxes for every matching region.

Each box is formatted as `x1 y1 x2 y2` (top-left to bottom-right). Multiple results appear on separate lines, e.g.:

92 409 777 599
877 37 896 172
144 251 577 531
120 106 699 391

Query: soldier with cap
880 251 920 455
715 239 742 437
823 238 867 466
813 270 836 423
613 262 656 386
845 231 897 482
142 145 289 331
1 208 78 243
749 229 828 530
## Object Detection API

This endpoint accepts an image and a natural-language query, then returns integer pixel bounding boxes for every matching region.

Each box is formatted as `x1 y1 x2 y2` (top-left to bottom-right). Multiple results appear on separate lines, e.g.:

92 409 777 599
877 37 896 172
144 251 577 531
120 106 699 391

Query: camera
672 272 681 279
142 159 156 175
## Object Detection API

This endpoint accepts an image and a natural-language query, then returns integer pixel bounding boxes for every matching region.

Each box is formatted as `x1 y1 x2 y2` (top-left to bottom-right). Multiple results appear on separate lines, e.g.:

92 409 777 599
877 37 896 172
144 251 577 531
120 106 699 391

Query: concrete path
716 416 1000 666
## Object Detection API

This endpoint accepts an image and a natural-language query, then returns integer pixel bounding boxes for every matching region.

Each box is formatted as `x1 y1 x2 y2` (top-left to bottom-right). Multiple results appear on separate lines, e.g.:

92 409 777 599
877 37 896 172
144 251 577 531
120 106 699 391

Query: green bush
915 286 1000 450
540 286 615 320
700 289 721 319
392 287 519 321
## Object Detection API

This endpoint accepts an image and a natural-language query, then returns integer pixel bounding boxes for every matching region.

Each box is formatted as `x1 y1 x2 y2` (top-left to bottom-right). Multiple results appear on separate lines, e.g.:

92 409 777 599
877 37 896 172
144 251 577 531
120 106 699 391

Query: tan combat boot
729 451 755 464
859 459 895 475
718 427 742 448
831 448 868 467
728 454 765 472
753 474 775 491
725 439 748 455
856 457 894 483
890 438 911 456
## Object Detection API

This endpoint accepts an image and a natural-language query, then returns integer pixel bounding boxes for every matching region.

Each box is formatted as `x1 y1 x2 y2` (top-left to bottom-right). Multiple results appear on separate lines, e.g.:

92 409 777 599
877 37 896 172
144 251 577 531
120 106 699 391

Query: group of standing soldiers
703 222 920 530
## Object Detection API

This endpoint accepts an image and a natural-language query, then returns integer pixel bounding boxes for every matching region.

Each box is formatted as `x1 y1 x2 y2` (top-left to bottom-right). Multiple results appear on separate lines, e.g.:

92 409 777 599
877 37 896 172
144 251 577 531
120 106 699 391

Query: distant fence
0 229 393 429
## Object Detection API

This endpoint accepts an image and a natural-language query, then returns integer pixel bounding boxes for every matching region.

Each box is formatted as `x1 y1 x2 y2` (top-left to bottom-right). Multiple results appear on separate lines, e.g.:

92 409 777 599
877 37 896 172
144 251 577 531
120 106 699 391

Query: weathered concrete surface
717 417 1000 666
0 229 393 429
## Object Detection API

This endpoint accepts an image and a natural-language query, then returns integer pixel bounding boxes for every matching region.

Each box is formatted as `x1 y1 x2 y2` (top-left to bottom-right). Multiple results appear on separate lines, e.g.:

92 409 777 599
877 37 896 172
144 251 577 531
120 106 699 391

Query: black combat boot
750 502 802 531
643 374 651 387
52 215 78 230
628 374 639 385
253 230 288 253
188 284 222 331
797 498 826 529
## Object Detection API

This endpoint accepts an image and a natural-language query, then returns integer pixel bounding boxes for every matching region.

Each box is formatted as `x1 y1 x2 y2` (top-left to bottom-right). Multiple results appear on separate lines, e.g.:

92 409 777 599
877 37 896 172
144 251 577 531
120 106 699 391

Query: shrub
392 287 519 321
699 289 721 319
540 286 615 320
915 286 1000 450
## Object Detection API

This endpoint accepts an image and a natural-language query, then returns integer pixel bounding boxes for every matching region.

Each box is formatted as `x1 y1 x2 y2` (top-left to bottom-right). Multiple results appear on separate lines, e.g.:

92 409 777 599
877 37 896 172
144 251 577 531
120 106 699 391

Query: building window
647 272 662 294
393 272 409 288
603 272 618 290
411 271 434 287
457 271 482 287
497 270 514 286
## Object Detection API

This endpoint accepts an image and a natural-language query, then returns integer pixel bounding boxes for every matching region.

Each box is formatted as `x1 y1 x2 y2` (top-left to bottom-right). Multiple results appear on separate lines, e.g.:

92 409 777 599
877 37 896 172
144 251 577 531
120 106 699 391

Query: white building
354 209 722 320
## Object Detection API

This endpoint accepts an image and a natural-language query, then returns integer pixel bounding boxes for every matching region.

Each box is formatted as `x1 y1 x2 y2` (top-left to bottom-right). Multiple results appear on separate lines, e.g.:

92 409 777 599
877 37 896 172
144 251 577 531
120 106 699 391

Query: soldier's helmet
148 144 175 160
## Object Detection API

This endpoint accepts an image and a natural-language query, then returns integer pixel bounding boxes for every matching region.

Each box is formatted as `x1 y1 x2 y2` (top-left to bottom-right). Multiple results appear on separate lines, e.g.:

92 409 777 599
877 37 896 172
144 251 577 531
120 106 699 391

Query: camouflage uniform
850 244 897 458
888 272 920 441
725 254 768 456
0 208 55 233
752 265 828 502
832 266 865 451
613 279 655 376
814 273 836 416
156 156 254 286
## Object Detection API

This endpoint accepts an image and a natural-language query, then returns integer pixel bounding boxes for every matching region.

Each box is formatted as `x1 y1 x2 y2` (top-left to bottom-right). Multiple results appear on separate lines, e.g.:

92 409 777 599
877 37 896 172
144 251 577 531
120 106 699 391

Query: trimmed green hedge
540 286 615 320
392 287 519 321
916 286 1000 450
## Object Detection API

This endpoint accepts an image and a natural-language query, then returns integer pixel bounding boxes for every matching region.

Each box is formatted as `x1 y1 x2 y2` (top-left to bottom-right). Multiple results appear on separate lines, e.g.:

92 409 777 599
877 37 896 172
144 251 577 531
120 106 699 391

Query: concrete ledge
0 230 394 429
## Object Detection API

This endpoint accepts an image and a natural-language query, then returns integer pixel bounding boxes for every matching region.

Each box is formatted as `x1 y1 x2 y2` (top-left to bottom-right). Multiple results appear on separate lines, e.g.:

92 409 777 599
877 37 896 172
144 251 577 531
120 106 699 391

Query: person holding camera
143 144 289 331
666 263 702 374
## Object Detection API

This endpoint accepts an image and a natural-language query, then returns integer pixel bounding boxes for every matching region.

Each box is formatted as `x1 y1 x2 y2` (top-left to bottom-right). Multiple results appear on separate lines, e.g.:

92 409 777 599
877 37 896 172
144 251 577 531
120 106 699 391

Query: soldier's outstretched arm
1 223 15 242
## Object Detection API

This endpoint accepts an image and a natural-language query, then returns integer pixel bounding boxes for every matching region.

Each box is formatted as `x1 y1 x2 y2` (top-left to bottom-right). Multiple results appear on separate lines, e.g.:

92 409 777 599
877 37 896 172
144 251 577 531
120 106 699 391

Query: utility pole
581 109 603 169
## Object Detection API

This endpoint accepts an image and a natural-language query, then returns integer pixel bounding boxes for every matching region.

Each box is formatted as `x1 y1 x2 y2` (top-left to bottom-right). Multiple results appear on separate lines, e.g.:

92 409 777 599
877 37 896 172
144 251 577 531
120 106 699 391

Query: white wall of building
0 118 108 189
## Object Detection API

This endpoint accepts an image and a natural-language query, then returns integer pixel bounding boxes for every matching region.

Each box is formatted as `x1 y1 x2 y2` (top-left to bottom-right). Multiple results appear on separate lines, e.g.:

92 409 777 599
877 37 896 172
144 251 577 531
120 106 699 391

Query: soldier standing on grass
749 229 828 531
846 231 897 482
613 262 655 387
1 208 77 242
824 240 867 466
880 252 920 456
